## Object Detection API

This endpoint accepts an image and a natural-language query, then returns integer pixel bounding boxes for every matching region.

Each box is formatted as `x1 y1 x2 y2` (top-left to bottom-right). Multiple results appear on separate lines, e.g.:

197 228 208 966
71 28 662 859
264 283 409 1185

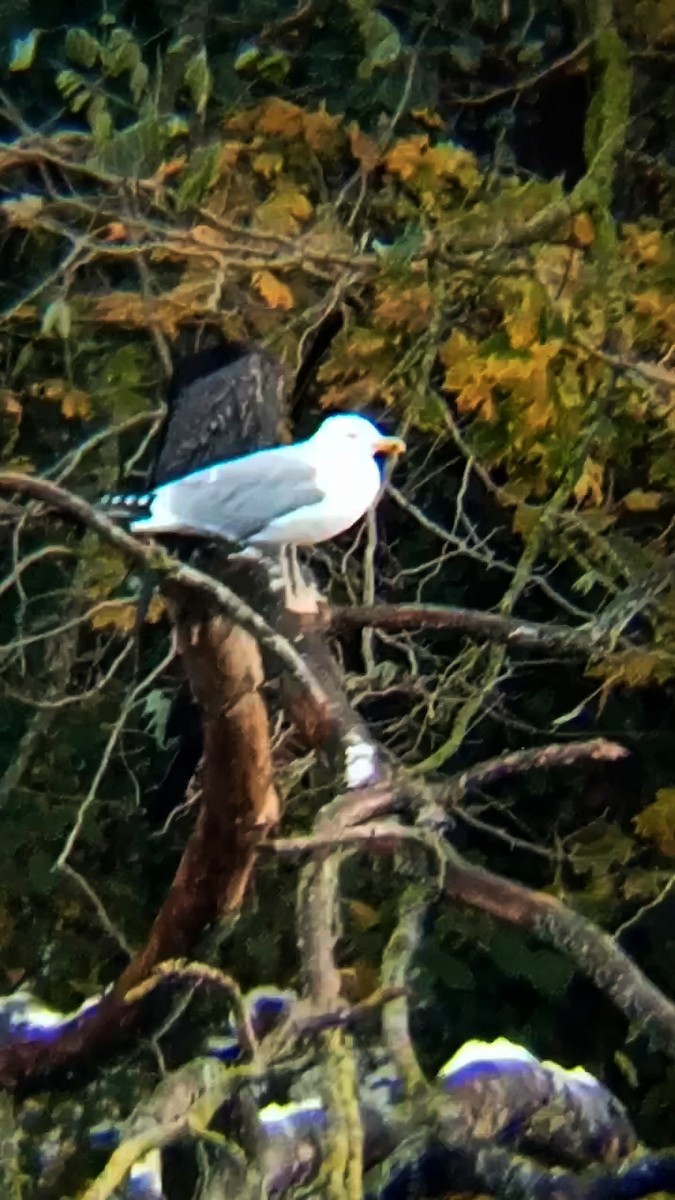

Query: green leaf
234 39 291 83
489 931 572 996
166 35 194 57
56 68 88 107
517 950 572 997
234 39 261 72
420 948 475 990
174 141 220 210
41 300 72 339
141 689 173 748
71 87 93 114
448 33 482 73
570 818 634 876
164 114 189 138
87 96 114 149
65 27 101 69
9 30 40 72
184 47 212 117
357 10 401 79
130 61 149 103
102 27 141 76
90 117 168 177
27 850 55 895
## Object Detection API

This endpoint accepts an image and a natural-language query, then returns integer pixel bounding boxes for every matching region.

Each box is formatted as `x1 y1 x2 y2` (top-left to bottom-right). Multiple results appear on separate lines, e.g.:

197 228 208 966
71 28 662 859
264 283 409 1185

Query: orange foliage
441 329 562 430
226 98 343 157
348 124 380 172
383 134 480 199
634 789 675 857
632 288 675 339
93 282 214 337
253 183 313 235
374 283 433 332
89 595 165 633
574 458 604 507
252 270 294 310
41 378 91 420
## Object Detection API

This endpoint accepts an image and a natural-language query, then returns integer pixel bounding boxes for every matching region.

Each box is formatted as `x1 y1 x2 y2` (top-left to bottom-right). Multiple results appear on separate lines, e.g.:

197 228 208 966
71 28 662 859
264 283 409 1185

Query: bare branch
329 602 605 655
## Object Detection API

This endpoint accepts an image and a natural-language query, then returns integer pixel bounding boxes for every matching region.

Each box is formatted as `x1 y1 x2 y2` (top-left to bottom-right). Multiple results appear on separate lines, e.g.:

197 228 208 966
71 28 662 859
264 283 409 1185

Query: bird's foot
283 580 324 615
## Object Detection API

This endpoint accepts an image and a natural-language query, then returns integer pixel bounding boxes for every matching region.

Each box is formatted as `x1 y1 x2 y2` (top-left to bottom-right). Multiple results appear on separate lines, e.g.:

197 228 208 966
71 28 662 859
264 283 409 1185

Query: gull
109 413 405 611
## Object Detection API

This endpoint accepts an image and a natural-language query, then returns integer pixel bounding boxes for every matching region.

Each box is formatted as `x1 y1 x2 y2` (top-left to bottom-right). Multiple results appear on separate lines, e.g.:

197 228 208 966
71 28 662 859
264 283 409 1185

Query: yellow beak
374 436 406 457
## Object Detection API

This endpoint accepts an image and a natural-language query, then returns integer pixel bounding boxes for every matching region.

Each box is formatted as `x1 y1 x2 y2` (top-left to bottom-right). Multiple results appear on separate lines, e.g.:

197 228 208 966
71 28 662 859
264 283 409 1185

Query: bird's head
311 413 406 459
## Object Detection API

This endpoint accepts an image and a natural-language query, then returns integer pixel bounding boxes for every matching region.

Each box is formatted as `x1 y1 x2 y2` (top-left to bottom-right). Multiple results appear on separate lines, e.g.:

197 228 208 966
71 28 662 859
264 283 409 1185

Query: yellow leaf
146 595 165 623
188 223 228 250
383 134 428 181
425 141 480 192
153 156 187 182
534 246 584 319
301 106 343 155
348 123 380 172
253 184 313 235
94 281 214 336
384 134 480 194
513 505 542 537
634 789 675 857
255 97 305 138
0 194 43 226
252 151 284 180
571 212 595 246
574 457 604 506
40 377 90 420
345 329 388 358
632 289 675 339
102 220 128 242
347 899 380 930
320 378 381 409
89 595 164 632
218 140 243 170
456 380 496 420
339 961 379 1002
252 270 294 310
61 387 90 420
588 649 667 692
622 489 662 512
374 283 433 331
90 600 138 633
622 224 668 266
0 388 21 420
501 279 544 350
613 1051 639 1089
410 107 445 129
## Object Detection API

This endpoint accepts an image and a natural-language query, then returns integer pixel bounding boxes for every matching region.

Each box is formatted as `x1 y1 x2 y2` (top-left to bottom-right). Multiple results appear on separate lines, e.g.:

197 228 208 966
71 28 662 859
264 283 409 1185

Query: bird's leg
282 545 321 615
279 544 295 602
289 545 304 593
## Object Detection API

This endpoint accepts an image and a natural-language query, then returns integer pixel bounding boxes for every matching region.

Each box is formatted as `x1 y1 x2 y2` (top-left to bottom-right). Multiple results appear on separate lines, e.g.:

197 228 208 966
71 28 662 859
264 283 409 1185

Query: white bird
111 413 405 611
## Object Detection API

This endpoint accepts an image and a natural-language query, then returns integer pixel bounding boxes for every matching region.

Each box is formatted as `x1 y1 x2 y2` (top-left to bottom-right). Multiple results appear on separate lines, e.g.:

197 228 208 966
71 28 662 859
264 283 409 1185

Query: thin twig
55 639 176 868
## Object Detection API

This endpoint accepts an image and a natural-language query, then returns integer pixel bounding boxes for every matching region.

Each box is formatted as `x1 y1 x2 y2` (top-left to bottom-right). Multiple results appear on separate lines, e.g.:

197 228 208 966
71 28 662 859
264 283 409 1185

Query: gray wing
151 444 326 541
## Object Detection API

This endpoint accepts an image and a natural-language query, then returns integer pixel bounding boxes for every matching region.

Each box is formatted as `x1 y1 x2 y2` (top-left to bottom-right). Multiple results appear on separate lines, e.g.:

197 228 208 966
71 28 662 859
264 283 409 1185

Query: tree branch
329 602 606 655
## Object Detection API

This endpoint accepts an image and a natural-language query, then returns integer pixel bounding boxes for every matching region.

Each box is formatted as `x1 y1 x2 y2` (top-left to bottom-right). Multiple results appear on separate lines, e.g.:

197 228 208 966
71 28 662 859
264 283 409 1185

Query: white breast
248 447 382 547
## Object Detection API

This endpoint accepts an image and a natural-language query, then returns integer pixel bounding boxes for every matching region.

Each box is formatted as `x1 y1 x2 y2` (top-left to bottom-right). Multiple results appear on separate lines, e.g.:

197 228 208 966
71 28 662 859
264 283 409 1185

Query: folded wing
131 444 326 542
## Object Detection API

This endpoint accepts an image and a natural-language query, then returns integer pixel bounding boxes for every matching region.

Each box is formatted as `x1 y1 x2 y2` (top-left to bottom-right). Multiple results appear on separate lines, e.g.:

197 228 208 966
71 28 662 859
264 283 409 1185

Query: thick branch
442 844 675 1058
329 603 602 656
440 738 628 801
113 616 280 998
